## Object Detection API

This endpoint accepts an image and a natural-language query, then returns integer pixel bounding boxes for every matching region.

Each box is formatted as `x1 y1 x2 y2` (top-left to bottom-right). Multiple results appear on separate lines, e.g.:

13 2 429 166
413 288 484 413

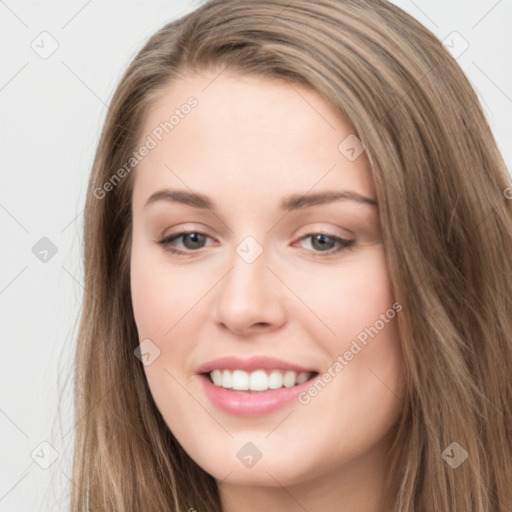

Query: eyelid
160 222 353 242
158 230 216 248
157 228 355 258
294 223 355 238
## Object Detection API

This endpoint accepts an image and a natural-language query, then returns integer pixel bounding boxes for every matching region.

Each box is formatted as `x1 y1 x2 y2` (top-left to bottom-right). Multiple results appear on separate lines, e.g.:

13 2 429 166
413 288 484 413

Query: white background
1 0 511 510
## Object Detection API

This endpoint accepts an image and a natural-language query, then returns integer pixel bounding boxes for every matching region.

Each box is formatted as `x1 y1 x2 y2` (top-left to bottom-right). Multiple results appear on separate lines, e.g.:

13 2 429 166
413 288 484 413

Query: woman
72 0 512 510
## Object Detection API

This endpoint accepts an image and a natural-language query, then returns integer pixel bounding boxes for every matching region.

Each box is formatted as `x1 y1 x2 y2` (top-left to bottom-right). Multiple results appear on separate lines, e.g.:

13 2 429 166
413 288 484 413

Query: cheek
292 247 397 344
130 244 205 438
329 249 403 384
130 240 205 340
302 248 404 431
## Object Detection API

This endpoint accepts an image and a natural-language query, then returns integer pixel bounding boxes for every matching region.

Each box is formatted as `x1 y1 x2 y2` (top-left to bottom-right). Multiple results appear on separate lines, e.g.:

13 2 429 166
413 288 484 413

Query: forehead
132 70 375 213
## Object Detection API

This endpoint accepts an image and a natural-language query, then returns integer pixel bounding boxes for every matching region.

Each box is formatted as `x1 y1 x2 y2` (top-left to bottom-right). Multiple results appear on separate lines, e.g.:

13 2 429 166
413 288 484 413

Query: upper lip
196 356 318 374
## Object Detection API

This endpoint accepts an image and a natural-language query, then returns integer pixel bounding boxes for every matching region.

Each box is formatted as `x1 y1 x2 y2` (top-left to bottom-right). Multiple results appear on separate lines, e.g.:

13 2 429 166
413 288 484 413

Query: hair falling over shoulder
71 1 512 510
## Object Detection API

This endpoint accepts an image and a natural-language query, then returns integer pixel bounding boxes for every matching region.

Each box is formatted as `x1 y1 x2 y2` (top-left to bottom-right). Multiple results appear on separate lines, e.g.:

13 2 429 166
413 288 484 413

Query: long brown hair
71 0 512 510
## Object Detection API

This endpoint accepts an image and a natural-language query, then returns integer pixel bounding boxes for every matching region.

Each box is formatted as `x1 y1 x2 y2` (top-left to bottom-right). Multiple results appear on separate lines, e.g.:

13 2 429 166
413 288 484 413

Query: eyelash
157 231 355 258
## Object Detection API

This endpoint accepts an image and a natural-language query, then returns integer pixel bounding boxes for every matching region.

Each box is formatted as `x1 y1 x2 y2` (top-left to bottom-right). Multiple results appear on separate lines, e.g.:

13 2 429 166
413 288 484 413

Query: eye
158 231 212 255
294 233 355 256
157 231 355 257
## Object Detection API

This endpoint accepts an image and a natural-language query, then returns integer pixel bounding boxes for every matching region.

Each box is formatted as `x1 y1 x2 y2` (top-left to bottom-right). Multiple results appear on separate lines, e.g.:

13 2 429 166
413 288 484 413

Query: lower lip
199 374 316 417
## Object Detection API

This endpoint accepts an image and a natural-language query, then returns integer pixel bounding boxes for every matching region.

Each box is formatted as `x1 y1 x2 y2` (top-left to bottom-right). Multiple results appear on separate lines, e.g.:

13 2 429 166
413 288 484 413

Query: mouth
202 368 320 393
198 367 320 417
196 355 321 415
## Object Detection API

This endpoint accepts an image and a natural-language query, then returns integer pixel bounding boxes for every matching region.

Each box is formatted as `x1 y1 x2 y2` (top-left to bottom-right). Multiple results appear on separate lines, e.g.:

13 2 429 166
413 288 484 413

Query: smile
207 368 315 391
196 355 320 416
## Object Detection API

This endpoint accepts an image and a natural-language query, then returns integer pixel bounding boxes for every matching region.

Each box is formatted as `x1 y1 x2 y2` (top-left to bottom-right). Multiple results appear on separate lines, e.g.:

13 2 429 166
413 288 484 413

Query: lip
196 355 317 374
199 373 317 417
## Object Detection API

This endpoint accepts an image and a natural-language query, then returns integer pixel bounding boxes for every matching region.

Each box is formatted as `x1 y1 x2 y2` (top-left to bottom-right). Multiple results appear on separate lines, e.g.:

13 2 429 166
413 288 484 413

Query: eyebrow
144 189 378 211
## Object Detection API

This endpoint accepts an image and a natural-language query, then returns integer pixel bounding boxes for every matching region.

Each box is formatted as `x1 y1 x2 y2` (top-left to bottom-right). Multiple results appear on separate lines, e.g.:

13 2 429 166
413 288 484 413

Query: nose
213 241 287 336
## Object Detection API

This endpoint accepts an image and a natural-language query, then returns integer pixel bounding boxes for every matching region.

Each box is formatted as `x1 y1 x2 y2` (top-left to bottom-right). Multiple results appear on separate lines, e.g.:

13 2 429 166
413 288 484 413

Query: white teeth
232 369 249 390
222 369 233 388
283 370 296 388
208 369 313 391
296 371 309 384
268 369 283 389
211 369 222 386
249 370 268 391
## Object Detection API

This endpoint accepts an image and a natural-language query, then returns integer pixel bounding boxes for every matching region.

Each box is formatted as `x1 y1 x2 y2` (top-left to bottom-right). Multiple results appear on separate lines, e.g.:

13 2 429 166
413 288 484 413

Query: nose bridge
214 233 285 333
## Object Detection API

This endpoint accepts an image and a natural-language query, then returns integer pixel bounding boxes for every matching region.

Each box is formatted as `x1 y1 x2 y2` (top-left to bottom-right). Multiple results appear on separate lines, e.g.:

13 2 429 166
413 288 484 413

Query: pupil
313 234 332 251
186 233 203 248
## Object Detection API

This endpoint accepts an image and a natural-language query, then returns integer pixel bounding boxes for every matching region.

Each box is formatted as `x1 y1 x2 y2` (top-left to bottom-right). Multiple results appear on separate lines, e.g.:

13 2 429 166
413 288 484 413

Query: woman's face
130 70 405 498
